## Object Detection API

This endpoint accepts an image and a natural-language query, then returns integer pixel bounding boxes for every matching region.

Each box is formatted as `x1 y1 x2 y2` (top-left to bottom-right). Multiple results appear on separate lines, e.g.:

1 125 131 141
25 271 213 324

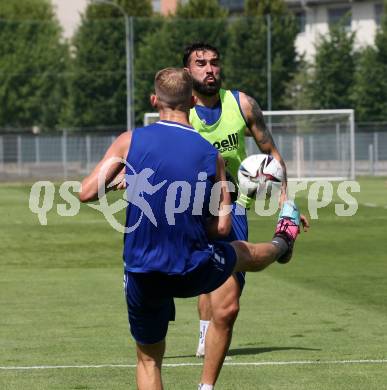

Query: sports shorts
224 202 248 292
124 241 237 345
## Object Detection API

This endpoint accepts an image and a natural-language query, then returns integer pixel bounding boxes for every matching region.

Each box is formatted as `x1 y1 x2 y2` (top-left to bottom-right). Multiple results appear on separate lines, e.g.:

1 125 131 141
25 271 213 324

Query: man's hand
79 132 131 202
109 167 127 191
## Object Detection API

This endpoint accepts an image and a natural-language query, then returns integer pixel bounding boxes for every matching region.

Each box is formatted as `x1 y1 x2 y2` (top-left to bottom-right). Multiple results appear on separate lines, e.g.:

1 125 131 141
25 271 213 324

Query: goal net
144 109 355 180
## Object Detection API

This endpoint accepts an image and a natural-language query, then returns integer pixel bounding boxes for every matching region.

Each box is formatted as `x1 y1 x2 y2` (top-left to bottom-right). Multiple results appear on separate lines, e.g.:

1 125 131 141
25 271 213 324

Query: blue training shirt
123 120 219 275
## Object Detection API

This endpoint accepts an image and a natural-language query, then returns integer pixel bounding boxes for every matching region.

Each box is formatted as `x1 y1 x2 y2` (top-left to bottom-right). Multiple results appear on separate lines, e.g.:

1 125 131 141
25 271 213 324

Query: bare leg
198 294 212 320
231 241 280 272
200 274 241 385
199 242 283 386
136 340 165 390
196 294 212 357
198 200 302 385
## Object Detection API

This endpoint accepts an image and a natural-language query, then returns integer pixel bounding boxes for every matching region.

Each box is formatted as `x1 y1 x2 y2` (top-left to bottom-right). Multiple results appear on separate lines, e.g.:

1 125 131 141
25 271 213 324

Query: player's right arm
79 132 132 202
205 153 232 239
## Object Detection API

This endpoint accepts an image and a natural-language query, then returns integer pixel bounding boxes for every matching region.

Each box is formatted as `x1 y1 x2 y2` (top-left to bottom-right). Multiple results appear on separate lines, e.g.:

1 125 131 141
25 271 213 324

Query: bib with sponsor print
189 89 247 182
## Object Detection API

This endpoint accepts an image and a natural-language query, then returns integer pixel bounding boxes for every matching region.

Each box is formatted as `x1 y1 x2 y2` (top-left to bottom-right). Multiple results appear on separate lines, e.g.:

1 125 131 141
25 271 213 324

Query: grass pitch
1 177 387 389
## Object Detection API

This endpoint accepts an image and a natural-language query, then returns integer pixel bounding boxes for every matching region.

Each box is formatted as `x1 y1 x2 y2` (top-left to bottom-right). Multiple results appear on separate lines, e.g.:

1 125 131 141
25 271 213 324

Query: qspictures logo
28 157 360 233
28 158 234 234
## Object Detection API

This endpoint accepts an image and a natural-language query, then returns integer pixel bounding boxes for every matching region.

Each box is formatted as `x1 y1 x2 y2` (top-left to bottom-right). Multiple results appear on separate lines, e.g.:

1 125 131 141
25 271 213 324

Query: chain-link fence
355 131 387 175
1 130 386 182
0 132 115 181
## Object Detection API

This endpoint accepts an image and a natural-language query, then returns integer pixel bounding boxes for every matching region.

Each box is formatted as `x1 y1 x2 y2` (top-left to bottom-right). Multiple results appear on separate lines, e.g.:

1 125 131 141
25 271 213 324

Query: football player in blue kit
79 68 305 390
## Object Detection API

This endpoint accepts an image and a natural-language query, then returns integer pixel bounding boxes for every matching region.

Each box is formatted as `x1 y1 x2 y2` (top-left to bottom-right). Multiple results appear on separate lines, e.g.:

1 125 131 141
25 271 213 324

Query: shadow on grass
227 346 321 356
164 346 321 359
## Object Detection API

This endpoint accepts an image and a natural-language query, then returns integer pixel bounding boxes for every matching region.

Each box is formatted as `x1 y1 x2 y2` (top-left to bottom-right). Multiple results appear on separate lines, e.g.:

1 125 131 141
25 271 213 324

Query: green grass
1 178 387 389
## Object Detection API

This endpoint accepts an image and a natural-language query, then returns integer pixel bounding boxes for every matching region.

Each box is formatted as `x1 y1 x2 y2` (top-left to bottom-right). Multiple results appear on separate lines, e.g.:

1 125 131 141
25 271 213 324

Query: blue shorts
225 203 248 292
124 241 237 345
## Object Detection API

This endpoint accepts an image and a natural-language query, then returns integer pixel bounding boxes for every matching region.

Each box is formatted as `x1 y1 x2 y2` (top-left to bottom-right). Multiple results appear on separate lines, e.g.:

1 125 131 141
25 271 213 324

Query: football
238 154 283 198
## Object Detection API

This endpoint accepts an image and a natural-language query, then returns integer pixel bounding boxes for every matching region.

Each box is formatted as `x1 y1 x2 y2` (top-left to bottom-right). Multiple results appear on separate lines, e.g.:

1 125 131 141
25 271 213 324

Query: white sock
198 384 214 390
198 320 210 347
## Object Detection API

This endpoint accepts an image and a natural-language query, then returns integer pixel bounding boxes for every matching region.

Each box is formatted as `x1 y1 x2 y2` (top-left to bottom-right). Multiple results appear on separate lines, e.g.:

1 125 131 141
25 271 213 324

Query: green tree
65 0 153 130
375 0 387 63
353 0 387 121
134 0 228 124
309 22 356 109
0 0 68 130
283 59 314 110
175 0 227 18
224 0 298 109
352 47 386 121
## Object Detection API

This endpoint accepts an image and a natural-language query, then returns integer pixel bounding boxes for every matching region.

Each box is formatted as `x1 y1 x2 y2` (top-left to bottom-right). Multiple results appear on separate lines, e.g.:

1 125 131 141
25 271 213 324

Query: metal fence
1 131 386 182
0 133 115 181
355 131 387 175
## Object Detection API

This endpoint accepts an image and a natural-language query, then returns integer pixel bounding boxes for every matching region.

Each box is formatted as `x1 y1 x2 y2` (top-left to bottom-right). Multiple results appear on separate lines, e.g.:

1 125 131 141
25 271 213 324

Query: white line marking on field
363 203 377 208
1 359 387 370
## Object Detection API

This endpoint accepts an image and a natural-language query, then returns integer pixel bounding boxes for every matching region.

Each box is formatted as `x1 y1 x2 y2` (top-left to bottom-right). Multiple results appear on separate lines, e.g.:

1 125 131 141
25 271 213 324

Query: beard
192 76 222 96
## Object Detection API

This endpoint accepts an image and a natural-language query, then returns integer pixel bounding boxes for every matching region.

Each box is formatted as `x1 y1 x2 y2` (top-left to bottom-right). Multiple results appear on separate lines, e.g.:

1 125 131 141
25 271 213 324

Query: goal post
144 109 355 180
260 109 355 181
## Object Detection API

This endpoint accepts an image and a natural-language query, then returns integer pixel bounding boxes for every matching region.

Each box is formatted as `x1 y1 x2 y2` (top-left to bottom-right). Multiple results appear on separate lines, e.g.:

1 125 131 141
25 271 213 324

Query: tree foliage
65 0 153 130
308 21 356 109
283 59 314 110
175 0 227 19
224 0 298 110
353 0 387 121
0 0 68 130
8 0 387 130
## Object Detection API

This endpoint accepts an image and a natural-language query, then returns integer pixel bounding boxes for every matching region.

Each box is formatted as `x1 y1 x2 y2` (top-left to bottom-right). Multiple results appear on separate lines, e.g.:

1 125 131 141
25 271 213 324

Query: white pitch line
1 359 387 370
222 360 387 366
363 203 377 208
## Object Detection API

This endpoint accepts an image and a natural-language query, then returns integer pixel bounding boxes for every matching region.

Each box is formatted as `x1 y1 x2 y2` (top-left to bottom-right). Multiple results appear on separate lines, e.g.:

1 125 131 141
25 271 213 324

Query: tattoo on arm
244 94 288 191
246 95 273 147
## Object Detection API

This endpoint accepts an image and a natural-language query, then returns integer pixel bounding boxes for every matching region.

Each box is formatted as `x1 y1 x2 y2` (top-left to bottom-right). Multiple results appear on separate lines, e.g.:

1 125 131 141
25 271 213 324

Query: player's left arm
240 93 310 230
239 92 288 200
79 132 132 202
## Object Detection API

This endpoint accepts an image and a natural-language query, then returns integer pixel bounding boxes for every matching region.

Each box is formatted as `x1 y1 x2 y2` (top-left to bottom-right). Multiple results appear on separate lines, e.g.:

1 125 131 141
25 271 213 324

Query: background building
214 0 384 59
286 0 384 59
52 0 88 39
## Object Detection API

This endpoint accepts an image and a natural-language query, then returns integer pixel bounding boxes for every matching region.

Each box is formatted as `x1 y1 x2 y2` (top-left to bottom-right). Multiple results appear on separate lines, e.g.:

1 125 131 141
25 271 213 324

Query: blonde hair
154 68 193 110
